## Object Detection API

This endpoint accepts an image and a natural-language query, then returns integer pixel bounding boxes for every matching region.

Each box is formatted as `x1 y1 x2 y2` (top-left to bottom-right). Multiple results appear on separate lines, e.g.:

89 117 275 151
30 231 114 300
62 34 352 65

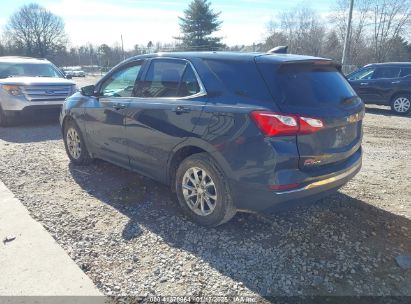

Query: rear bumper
231 148 362 213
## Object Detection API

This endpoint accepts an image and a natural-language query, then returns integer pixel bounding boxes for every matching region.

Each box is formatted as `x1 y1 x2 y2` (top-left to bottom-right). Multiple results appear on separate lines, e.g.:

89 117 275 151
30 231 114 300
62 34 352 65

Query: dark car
60 52 364 226
347 62 411 115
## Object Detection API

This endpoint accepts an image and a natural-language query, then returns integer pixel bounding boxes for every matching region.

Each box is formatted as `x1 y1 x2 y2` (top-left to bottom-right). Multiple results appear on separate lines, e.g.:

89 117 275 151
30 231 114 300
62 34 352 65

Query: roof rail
267 46 288 54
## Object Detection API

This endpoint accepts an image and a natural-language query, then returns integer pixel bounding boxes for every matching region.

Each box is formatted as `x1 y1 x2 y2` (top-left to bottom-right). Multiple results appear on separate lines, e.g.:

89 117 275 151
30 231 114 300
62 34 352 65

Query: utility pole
121 34 125 60
342 0 354 68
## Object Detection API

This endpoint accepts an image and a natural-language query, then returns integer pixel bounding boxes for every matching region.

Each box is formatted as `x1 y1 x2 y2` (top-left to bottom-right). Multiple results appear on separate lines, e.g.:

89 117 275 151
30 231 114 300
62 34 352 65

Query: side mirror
81 85 96 96
65 74 72 79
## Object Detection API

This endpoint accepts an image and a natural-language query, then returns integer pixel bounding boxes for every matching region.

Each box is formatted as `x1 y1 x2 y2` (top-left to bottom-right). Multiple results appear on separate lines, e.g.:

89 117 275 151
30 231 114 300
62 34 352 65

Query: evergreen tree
177 0 223 51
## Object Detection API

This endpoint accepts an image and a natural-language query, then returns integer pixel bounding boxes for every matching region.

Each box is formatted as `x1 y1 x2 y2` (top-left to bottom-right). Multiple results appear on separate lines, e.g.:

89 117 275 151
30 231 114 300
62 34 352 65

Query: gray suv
0 56 76 126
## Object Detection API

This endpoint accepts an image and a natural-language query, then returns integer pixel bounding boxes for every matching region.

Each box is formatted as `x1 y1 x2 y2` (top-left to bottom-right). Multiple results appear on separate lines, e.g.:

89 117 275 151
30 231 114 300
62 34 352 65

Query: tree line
0 0 410 69
263 0 411 69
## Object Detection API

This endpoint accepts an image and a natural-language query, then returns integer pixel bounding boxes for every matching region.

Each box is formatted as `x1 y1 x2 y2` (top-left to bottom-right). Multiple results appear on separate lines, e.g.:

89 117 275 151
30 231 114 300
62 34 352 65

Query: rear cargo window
203 59 272 102
259 63 356 107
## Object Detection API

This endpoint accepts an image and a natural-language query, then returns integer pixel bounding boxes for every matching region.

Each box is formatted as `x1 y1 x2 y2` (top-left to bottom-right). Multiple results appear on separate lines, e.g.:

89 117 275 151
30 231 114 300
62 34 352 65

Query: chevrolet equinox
60 52 364 226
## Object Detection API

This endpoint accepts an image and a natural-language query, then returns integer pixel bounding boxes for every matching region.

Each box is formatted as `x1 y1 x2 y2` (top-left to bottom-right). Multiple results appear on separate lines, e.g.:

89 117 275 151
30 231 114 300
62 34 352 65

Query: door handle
173 105 191 114
391 80 400 84
113 103 126 110
360 82 369 86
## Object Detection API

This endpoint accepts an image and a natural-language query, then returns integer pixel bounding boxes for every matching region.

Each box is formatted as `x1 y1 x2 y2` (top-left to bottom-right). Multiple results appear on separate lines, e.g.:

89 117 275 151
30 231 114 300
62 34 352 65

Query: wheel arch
61 114 74 133
167 139 233 189
61 112 93 158
390 90 411 102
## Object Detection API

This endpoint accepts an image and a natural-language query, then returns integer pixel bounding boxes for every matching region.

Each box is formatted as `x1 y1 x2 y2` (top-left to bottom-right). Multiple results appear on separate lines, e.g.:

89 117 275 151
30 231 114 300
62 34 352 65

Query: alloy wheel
66 127 82 159
393 97 411 113
182 167 217 216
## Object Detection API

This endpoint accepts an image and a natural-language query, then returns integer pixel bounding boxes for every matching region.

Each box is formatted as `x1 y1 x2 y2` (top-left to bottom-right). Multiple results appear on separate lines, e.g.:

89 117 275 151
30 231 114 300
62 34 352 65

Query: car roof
124 51 329 64
364 62 411 67
0 56 50 64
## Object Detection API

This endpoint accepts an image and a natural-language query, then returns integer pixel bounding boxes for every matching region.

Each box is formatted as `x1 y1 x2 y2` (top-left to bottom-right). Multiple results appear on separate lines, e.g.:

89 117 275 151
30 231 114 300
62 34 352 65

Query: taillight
250 112 298 136
299 116 324 134
250 111 324 137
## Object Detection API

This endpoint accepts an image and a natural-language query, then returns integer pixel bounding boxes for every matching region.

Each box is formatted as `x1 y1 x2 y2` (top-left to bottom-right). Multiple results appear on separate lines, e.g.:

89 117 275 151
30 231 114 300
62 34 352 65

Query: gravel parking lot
0 76 410 300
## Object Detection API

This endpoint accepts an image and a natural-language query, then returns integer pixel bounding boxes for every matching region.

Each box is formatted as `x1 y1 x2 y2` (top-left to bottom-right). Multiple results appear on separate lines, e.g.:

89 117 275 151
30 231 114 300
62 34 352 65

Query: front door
348 66 376 103
84 61 144 167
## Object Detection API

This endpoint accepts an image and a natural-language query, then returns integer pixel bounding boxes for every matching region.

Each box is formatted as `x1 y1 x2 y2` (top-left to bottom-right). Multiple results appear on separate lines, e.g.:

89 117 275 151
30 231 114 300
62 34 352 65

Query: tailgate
257 58 365 170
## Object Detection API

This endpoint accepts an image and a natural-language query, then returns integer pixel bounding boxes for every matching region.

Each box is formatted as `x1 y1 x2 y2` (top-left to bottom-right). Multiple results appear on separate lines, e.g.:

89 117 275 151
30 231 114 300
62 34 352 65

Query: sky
0 0 333 49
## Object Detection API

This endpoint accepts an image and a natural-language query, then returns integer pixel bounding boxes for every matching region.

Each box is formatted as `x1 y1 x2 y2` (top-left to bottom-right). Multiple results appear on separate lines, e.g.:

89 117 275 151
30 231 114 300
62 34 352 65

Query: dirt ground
0 78 410 299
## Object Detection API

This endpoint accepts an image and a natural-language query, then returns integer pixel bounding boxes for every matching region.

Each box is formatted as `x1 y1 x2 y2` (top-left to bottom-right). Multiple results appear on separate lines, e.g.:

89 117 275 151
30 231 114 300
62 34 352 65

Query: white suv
0 56 76 126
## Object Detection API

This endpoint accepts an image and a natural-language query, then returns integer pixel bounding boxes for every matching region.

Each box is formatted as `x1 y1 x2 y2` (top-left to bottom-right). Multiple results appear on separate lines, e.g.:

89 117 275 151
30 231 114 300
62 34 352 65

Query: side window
100 63 142 97
372 67 400 79
178 66 201 97
400 67 411 78
204 59 272 101
348 67 375 80
135 59 189 98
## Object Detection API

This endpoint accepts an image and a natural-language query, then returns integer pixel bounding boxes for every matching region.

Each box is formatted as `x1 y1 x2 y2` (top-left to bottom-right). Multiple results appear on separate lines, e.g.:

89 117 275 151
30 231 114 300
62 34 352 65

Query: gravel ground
0 96 410 300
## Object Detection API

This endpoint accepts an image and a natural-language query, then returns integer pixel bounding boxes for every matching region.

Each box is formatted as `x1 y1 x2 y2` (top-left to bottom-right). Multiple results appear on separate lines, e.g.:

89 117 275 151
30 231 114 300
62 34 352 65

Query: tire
175 153 236 227
63 119 93 165
391 94 411 115
0 107 8 127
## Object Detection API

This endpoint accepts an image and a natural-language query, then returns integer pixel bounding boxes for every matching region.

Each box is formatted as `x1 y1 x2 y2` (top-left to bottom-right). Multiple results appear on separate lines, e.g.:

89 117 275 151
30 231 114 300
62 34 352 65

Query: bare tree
371 0 411 61
264 19 288 51
384 36 411 61
322 30 343 61
4 3 67 58
331 0 372 65
265 6 326 56
331 0 411 64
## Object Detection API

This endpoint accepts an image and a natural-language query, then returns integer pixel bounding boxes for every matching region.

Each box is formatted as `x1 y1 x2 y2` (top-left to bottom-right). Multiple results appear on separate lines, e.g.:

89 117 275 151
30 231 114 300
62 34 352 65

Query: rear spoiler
277 59 342 72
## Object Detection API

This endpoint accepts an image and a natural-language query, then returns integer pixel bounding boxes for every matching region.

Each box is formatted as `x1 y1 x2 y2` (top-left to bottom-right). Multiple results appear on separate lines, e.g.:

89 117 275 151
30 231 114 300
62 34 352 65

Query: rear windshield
203 59 272 102
259 63 356 107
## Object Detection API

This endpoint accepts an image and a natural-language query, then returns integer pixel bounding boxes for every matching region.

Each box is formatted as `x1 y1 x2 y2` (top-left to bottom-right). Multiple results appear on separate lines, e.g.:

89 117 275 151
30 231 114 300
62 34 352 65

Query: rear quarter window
203 59 272 102
372 67 401 79
400 67 411 77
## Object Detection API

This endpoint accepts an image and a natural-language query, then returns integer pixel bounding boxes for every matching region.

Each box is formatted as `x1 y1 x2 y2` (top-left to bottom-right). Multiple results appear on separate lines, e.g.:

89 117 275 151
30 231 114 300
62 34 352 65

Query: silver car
0 56 76 126
72 70 86 77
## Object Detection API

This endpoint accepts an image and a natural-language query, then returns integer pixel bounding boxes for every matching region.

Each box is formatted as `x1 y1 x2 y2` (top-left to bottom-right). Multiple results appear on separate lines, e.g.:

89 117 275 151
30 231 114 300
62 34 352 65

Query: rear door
366 66 401 104
398 67 411 92
257 58 364 170
125 58 207 182
400 67 411 78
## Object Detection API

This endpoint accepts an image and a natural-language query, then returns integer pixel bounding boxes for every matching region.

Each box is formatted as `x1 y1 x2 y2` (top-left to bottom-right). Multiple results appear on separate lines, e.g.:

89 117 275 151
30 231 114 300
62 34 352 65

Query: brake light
250 111 324 136
250 112 298 136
